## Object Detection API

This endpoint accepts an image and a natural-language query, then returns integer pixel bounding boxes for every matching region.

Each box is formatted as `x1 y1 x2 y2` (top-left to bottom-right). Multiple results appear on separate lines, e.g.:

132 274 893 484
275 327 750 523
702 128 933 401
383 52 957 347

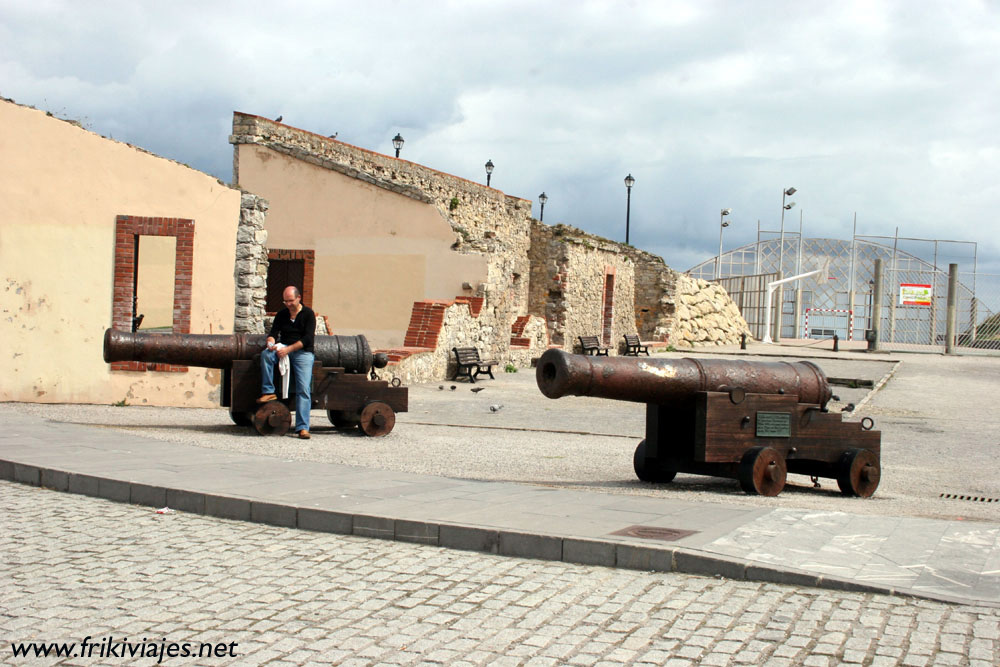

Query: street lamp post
392 133 404 158
624 173 635 245
717 208 732 279
538 192 548 221
485 160 494 187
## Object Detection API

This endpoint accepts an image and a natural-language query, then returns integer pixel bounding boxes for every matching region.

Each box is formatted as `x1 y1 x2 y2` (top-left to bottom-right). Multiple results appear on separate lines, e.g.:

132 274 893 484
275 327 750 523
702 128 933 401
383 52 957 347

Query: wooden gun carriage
535 349 880 497
103 329 407 437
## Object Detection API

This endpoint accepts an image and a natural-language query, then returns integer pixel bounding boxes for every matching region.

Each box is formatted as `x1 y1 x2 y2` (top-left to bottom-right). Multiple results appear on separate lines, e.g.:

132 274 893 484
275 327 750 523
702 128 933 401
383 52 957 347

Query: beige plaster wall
1 100 242 406
135 235 177 330
237 145 488 347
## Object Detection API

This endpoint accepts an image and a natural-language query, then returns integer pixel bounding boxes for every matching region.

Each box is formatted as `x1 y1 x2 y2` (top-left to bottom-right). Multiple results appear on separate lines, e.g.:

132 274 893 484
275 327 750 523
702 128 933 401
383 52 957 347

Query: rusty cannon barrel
103 329 387 374
536 348 832 407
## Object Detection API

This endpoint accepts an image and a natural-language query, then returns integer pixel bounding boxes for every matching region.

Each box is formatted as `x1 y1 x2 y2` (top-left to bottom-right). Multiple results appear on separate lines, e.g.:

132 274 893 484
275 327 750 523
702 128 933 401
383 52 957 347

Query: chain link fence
872 269 999 353
689 235 997 353
957 272 1000 350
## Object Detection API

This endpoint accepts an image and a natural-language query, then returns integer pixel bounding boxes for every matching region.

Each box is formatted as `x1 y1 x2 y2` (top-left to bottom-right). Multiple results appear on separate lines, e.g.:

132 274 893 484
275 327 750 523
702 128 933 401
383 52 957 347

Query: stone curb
0 458 986 608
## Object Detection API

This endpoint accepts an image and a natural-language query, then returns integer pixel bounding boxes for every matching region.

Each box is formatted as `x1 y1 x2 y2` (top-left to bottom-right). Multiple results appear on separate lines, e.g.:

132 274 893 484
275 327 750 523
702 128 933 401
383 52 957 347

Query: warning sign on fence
899 283 932 306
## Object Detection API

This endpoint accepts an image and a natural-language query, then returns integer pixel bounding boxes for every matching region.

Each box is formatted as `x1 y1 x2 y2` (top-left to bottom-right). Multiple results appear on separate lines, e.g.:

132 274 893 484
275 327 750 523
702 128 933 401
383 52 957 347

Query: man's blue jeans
261 348 314 433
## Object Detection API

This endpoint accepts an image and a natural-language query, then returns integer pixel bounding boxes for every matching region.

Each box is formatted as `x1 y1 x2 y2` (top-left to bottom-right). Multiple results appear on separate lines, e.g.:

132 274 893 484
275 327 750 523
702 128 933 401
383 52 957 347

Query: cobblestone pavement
3 482 998 666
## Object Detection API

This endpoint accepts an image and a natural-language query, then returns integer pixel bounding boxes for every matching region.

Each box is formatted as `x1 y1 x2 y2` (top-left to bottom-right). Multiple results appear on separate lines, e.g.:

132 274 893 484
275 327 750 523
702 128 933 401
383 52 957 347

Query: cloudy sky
3 0 998 278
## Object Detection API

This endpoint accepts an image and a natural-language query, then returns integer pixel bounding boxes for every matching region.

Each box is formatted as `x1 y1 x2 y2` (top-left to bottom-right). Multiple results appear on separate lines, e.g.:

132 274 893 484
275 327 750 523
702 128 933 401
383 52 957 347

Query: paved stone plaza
3 481 998 666
3 346 1000 664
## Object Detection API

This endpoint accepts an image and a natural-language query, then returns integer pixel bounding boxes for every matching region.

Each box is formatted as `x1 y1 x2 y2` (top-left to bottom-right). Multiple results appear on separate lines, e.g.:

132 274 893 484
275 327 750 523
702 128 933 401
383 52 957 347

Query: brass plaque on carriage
756 412 791 437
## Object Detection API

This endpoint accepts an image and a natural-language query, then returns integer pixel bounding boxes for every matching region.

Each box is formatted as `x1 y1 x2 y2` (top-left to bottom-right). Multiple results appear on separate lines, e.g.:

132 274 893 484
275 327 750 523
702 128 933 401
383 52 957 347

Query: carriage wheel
738 446 787 496
836 449 880 497
327 410 361 429
253 401 291 436
229 408 253 427
633 439 677 483
359 402 396 437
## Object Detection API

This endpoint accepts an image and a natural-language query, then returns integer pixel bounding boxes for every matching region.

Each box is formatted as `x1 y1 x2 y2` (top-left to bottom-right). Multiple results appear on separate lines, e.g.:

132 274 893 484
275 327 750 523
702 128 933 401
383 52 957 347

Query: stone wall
529 222 635 352
381 302 549 386
231 112 533 361
230 112 750 383
621 247 679 342
233 192 269 334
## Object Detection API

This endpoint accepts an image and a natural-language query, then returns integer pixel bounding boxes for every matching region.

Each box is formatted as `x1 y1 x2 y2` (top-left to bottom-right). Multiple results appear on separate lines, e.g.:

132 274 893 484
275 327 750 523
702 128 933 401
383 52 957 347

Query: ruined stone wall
528 223 635 353
506 315 549 368
233 193 269 334
231 113 533 360
384 303 548 385
621 247 679 342
230 112 750 383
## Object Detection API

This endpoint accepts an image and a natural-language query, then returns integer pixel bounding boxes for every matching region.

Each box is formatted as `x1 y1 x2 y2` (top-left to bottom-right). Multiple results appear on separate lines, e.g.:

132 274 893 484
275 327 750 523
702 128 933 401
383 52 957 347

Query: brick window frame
110 215 194 372
266 249 315 314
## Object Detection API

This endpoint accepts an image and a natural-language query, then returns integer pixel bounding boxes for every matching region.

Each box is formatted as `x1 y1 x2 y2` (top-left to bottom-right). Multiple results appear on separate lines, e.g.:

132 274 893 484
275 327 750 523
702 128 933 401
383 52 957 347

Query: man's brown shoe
256 394 277 403
298 430 311 439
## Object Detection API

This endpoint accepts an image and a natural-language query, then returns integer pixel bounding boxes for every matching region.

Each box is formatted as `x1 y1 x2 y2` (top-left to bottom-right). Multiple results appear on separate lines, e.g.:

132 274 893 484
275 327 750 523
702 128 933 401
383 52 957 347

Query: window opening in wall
266 259 305 313
110 215 193 372
602 273 615 346
134 235 177 332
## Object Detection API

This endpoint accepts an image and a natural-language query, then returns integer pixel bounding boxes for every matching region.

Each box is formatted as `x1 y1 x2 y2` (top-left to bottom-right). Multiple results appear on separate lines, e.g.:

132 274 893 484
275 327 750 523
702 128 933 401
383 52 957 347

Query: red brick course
510 315 533 348
401 296 487 351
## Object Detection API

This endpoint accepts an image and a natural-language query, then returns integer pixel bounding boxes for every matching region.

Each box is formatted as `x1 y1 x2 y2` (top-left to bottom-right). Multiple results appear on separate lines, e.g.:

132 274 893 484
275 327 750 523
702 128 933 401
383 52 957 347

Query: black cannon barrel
536 348 832 407
104 329 383 374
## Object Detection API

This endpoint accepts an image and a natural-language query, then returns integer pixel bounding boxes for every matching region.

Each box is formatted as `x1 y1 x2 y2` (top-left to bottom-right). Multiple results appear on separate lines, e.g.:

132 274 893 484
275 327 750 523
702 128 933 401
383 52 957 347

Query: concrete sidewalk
2 399 997 608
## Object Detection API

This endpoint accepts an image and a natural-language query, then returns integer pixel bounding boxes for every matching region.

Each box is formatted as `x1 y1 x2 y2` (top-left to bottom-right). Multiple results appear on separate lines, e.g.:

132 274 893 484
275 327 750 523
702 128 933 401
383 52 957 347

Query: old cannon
103 329 408 437
536 349 880 497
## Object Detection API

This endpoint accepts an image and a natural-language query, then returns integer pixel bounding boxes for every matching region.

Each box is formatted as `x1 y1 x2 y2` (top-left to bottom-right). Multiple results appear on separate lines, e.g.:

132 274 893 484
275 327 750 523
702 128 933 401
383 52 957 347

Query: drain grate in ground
940 493 999 503
610 525 697 541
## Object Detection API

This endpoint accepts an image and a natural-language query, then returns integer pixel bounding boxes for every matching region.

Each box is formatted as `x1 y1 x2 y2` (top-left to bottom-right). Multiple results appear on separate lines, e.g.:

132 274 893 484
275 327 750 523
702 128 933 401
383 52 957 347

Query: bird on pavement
489 404 503 413
471 386 485 393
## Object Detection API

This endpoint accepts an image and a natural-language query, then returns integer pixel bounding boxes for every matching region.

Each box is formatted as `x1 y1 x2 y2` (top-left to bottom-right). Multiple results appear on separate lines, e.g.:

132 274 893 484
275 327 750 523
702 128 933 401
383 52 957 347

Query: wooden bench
578 335 610 356
623 334 650 356
452 347 499 383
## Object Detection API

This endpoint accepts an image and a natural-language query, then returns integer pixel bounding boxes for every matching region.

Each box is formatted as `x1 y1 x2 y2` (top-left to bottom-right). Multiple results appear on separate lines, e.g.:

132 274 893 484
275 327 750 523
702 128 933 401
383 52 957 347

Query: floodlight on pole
776 187 797 340
717 208 732 279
